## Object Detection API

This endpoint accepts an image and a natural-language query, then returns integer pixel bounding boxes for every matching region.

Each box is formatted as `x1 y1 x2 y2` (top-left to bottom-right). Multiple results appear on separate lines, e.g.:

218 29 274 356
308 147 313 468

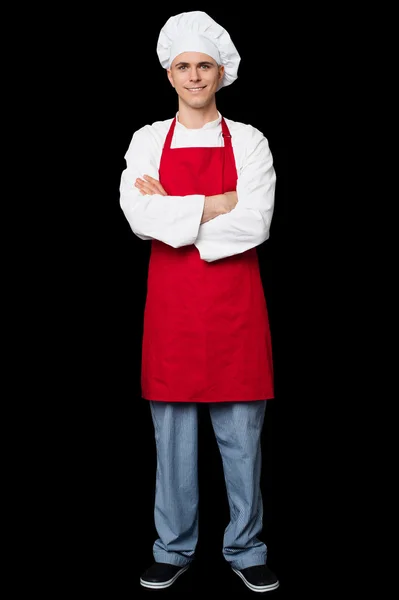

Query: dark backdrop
39 4 340 597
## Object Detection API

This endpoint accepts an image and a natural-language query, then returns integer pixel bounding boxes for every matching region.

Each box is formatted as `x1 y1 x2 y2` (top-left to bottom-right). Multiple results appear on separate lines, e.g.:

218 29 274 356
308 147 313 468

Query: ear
218 65 225 83
167 69 175 88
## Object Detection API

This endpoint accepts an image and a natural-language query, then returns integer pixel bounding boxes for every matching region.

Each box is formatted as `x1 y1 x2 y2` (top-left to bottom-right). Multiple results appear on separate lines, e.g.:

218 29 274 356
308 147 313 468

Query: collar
175 111 222 131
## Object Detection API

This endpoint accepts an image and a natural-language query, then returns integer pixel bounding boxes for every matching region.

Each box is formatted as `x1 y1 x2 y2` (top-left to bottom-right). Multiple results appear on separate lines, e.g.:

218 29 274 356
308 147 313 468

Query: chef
119 10 279 594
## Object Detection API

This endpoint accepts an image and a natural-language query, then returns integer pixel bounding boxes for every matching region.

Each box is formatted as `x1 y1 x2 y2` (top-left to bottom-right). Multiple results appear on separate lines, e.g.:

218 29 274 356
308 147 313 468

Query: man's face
167 52 224 109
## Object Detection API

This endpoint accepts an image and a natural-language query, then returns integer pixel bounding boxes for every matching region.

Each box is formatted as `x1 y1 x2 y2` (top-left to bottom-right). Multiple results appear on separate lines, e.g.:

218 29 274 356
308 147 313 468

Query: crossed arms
119 124 276 262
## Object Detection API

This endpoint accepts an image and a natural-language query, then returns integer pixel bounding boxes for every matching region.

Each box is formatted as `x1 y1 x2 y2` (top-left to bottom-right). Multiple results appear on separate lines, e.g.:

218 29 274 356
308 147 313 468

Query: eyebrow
174 61 215 67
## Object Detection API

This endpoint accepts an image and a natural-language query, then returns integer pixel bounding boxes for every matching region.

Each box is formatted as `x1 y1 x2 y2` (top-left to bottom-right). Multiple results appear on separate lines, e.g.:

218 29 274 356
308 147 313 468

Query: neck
177 101 219 129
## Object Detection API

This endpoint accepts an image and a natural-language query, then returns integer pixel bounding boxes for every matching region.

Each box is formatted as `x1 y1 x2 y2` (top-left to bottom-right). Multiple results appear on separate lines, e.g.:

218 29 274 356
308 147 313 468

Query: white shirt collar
175 111 222 131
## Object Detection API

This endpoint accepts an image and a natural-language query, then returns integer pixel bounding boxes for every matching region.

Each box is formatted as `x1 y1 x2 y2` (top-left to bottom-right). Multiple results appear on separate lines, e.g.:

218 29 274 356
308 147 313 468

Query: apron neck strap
164 118 177 150
221 117 232 147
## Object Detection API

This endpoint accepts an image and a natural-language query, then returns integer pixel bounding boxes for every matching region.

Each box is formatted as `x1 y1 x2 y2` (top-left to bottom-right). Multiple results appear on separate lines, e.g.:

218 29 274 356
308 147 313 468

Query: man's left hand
135 175 167 196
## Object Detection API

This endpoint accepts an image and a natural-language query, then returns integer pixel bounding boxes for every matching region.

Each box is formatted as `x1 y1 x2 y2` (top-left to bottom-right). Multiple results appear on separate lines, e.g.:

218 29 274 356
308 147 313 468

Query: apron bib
141 117 273 402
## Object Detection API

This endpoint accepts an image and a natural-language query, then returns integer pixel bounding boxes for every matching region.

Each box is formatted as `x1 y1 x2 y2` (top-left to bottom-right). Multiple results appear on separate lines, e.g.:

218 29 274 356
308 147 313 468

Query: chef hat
157 11 240 89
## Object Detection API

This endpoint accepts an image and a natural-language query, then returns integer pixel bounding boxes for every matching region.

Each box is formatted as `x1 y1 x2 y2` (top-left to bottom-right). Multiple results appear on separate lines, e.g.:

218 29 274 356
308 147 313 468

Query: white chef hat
157 11 240 89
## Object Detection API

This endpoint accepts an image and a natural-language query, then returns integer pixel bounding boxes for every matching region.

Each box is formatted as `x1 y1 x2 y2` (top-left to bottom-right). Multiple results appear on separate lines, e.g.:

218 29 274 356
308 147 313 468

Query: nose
189 67 201 81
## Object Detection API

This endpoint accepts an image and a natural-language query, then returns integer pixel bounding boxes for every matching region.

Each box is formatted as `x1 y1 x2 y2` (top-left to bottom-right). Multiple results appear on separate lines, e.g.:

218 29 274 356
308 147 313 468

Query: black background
30 3 345 597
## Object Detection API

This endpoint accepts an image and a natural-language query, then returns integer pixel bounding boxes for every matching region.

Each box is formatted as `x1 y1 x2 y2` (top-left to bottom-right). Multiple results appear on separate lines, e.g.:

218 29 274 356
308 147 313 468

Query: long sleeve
119 125 205 247
194 126 276 262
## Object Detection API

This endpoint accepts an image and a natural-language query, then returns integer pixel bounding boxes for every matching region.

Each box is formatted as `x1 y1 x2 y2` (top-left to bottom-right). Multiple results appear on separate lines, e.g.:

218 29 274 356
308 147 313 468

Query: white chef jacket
119 112 276 262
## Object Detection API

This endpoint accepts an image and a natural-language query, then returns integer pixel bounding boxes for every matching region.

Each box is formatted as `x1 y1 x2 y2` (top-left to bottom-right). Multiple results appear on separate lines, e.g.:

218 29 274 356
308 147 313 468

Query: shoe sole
232 568 280 593
140 564 190 589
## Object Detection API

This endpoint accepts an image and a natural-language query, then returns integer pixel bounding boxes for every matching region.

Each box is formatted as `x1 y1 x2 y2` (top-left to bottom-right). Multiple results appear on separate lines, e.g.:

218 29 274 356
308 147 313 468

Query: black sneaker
232 564 280 593
140 562 190 589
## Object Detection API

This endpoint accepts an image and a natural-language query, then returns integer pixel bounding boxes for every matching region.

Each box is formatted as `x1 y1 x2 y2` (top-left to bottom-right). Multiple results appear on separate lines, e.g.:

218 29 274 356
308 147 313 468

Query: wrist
210 195 219 218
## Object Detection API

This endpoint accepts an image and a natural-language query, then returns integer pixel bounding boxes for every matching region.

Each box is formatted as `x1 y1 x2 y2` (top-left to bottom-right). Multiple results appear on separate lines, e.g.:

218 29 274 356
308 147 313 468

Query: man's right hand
201 191 238 223
218 191 238 214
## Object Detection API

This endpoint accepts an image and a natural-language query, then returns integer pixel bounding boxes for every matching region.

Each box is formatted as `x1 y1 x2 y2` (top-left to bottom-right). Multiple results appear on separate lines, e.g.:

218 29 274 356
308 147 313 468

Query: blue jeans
149 400 268 570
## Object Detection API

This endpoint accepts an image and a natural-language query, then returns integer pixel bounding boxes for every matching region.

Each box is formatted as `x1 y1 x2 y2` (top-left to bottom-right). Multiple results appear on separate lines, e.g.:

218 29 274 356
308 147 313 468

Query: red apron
141 117 274 402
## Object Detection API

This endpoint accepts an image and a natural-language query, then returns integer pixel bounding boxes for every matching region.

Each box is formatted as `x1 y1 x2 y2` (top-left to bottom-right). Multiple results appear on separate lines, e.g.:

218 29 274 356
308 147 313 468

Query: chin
188 97 210 109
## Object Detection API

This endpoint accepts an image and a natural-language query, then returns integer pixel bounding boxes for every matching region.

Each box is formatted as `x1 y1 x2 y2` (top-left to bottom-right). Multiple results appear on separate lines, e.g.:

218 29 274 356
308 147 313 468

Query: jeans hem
153 550 193 567
227 553 267 570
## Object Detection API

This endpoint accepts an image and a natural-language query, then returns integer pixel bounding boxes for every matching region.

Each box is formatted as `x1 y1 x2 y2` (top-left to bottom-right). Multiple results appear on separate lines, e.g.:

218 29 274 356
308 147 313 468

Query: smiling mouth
185 86 206 92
